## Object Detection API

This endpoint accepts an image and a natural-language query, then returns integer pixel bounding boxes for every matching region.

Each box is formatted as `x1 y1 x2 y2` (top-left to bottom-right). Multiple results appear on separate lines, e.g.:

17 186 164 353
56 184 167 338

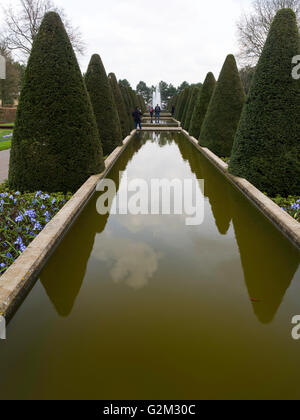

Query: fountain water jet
152 84 162 108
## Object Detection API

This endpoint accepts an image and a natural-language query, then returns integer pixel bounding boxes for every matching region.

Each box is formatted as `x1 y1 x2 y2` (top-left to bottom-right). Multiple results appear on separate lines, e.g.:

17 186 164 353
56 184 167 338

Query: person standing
155 104 161 123
132 107 142 131
171 105 175 117
150 107 154 123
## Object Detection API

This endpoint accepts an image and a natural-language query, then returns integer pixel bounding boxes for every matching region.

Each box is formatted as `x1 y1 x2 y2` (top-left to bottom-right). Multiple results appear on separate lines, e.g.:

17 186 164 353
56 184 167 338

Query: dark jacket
155 106 161 114
132 109 142 122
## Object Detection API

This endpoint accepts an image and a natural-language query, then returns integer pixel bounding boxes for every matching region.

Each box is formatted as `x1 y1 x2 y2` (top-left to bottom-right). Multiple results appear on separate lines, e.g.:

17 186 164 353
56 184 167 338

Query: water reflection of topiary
40 138 142 317
230 186 300 324
175 134 233 235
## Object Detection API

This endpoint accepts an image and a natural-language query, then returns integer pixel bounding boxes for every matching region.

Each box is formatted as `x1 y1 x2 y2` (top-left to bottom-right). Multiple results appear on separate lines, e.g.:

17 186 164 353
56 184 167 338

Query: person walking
150 107 154 123
155 104 161 123
132 107 142 131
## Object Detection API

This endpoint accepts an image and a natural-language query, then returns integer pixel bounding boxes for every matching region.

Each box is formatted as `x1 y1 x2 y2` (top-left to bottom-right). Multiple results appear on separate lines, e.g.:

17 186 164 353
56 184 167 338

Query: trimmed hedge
199 55 245 157
108 73 130 138
85 55 122 156
9 12 104 193
119 83 134 130
189 72 216 139
181 87 193 128
184 86 201 131
229 9 300 196
177 88 189 122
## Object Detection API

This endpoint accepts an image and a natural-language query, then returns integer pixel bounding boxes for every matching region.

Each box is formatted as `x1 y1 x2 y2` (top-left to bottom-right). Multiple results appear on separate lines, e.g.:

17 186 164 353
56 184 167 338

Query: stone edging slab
181 129 300 250
0 130 137 320
142 127 181 131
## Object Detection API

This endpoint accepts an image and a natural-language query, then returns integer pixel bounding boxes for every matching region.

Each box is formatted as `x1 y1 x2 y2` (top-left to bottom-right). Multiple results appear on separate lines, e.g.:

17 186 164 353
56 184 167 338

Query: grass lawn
0 129 13 150
0 141 11 151
0 123 14 127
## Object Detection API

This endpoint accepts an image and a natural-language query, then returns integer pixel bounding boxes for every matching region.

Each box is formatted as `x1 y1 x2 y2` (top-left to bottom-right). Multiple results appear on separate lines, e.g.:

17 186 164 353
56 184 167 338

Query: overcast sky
0 0 253 88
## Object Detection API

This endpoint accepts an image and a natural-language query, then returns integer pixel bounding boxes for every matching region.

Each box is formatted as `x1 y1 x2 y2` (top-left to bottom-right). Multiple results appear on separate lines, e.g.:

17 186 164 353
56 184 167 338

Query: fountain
152 84 162 109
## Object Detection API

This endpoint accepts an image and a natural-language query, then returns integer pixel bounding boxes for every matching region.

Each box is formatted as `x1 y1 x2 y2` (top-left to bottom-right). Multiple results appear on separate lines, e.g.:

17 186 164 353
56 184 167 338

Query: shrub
181 87 193 128
229 9 300 196
184 86 201 131
108 72 131 138
85 54 122 156
199 55 245 157
8 12 104 193
189 72 216 139
119 83 134 130
177 88 189 122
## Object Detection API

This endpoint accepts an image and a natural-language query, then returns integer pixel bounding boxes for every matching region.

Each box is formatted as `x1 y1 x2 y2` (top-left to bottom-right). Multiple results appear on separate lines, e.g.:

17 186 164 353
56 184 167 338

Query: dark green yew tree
230 9 300 196
177 88 189 122
199 54 245 157
189 72 216 139
184 86 201 131
108 72 130 138
85 54 122 156
9 12 104 193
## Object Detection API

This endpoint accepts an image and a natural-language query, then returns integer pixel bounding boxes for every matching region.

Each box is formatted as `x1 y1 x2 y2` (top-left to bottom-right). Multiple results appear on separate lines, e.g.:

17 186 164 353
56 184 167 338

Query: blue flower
14 237 24 247
15 213 24 223
25 209 36 219
33 222 42 232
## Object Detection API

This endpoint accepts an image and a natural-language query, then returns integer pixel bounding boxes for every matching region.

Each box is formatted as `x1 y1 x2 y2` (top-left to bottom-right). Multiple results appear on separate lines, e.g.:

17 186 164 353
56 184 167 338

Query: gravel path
0 149 10 183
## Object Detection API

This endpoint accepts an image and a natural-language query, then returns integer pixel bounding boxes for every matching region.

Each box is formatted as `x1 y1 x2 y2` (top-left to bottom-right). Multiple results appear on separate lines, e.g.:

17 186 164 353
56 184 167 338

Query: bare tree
1 0 85 61
237 0 300 64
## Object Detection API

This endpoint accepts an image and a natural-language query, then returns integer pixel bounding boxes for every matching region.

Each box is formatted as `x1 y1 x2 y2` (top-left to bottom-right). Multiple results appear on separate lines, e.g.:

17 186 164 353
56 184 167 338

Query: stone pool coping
0 130 137 320
181 129 300 251
142 127 181 131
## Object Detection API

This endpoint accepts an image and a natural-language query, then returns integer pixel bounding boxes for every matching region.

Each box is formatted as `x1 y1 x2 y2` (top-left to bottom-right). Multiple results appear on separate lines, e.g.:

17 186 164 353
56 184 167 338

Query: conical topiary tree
230 9 300 196
177 88 189 122
199 55 245 157
181 86 193 128
9 12 104 193
174 91 183 119
184 86 201 131
108 73 130 138
120 83 134 130
85 54 122 156
189 72 216 139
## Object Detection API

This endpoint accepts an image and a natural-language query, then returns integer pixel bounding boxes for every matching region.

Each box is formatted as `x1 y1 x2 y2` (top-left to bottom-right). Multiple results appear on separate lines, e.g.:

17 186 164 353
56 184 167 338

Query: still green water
0 131 299 400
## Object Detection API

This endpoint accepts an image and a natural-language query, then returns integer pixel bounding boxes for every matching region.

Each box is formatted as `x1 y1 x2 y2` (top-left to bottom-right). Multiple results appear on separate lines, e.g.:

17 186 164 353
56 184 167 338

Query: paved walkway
0 149 10 183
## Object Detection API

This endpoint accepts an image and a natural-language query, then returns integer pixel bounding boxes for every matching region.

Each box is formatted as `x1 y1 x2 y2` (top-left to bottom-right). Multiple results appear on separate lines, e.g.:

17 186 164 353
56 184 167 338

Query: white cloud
0 0 253 87
93 233 161 289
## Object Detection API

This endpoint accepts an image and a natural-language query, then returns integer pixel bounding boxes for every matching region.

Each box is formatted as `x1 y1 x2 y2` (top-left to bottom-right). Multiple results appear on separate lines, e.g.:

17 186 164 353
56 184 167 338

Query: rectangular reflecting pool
0 131 299 400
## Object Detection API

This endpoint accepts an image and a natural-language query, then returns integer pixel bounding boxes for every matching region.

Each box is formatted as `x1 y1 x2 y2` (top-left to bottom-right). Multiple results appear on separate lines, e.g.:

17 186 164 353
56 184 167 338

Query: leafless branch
237 0 300 65
0 0 85 62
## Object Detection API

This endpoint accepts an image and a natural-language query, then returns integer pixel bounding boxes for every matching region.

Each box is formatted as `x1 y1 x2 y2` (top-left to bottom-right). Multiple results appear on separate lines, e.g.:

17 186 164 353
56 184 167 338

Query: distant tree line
135 80 202 105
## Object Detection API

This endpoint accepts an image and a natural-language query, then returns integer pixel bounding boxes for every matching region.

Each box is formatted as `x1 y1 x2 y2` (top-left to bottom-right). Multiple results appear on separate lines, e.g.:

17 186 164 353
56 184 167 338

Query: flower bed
0 183 72 276
271 196 300 222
